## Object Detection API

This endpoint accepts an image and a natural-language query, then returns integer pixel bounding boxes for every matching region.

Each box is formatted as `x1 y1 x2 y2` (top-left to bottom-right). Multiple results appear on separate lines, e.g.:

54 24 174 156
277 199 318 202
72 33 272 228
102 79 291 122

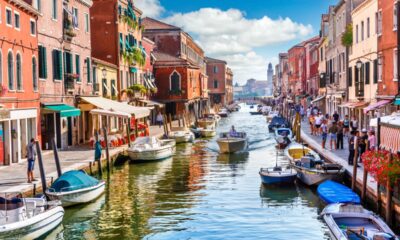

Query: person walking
333 111 339 123
314 113 323 136
328 121 338 150
348 131 356 165
300 106 305 121
156 111 163 128
321 120 328 149
358 129 368 163
343 115 350 137
336 122 344 150
26 138 37 183
351 116 358 132
368 130 377 151
309 114 316 135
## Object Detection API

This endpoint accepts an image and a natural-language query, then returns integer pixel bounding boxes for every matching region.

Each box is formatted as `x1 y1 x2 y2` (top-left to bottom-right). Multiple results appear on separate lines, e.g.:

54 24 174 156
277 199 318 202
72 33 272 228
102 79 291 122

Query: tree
341 24 353 47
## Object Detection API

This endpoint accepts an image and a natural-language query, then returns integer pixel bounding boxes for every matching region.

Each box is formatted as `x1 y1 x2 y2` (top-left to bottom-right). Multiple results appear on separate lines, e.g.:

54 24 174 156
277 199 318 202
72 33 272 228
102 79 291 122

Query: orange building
0 0 40 165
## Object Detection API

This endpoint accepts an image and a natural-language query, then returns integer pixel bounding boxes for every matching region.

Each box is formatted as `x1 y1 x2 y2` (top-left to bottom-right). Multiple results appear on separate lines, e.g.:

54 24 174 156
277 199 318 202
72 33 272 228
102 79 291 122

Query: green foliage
122 47 145 67
341 24 353 47
169 89 182 96
121 14 139 30
129 84 147 94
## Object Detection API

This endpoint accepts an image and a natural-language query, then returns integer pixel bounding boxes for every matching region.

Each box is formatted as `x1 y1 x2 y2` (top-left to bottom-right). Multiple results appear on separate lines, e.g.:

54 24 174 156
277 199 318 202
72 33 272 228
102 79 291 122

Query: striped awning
380 125 400 153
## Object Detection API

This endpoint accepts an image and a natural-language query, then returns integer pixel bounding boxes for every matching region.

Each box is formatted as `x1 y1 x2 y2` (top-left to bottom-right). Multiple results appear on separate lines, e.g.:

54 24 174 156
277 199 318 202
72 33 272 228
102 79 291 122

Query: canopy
43 104 81 117
50 170 99 192
311 95 326 104
369 112 400 127
338 101 368 109
395 97 400 106
317 180 361 204
81 96 150 119
380 125 400 152
139 99 164 108
363 100 392 114
90 109 131 118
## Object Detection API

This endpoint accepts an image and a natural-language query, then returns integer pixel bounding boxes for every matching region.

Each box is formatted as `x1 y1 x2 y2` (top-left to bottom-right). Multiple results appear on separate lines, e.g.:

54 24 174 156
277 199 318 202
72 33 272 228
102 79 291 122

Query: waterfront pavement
0 123 168 194
300 120 378 196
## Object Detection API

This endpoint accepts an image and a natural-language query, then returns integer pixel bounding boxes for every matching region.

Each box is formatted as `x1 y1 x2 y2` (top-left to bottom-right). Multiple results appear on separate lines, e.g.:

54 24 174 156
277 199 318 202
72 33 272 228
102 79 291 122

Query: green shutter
52 50 57 80
57 50 63 80
75 55 80 82
40 46 48 79
86 57 91 83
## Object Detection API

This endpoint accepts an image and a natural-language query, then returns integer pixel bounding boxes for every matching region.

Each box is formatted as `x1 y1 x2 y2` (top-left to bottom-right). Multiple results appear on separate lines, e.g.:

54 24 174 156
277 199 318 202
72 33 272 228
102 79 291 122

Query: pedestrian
312 106 318 116
358 129 368 163
26 138 37 183
306 107 311 120
368 130 377 151
156 111 163 128
300 106 305 121
321 120 328 149
328 121 338 150
333 111 339 123
348 131 356 165
343 115 350 137
309 114 316 135
94 138 102 161
336 122 344 150
351 116 358 132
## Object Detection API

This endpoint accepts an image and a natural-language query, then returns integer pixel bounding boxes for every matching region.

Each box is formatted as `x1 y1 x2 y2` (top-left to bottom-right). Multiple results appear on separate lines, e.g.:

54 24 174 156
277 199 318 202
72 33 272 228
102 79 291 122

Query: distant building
266 63 274 96
237 79 269 97
205 57 233 106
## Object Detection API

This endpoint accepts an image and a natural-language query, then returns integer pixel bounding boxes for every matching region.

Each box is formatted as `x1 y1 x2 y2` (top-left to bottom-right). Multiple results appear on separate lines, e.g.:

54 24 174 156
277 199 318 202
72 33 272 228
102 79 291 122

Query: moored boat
46 170 105 207
259 166 297 185
250 111 263 115
0 193 64 239
321 203 398 240
268 116 288 132
199 128 216 138
197 118 216 128
218 108 229 117
217 132 248 153
317 180 361 204
168 129 195 143
275 128 293 149
128 136 175 161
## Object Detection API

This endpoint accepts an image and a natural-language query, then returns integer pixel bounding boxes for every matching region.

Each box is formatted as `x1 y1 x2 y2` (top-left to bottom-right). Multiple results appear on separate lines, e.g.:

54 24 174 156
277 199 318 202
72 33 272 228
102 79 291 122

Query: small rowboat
128 137 175 162
317 180 361 204
259 166 297 185
199 128 216 138
168 129 195 143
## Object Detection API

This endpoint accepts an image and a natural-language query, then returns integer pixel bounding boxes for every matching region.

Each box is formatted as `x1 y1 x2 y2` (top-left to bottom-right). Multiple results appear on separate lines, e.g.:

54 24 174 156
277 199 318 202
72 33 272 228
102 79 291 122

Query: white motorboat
217 132 248 153
259 166 297 185
218 108 229 118
168 129 195 143
322 203 398 240
0 193 64 239
275 128 293 149
200 128 216 138
285 143 344 186
128 136 175 161
197 118 216 128
46 170 106 207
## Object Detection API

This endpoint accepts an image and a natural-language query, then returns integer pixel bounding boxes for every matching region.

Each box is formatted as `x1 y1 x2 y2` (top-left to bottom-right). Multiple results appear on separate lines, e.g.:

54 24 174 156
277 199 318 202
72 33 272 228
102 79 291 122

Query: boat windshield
0 192 24 211
220 132 246 138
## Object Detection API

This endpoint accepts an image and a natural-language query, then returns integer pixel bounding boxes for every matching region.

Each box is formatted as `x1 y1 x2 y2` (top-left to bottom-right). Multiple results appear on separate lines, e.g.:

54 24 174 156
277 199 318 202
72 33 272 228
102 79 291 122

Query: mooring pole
386 153 393 226
51 138 62 177
126 121 131 147
35 141 47 194
102 127 111 172
352 140 359 191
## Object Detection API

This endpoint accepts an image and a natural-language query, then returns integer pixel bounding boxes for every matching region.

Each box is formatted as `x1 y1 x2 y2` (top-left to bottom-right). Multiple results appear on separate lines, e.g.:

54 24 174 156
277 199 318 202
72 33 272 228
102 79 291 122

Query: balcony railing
64 73 77 92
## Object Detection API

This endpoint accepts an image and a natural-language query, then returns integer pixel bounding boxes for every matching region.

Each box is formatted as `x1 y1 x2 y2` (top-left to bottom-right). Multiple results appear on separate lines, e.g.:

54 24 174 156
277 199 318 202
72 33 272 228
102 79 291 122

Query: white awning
90 109 131 118
139 99 164 108
311 95 326 104
81 96 150 119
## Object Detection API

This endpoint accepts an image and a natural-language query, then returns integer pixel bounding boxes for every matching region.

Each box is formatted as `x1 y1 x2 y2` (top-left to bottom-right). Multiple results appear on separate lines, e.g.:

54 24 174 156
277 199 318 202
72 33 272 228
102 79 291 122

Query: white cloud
135 0 164 18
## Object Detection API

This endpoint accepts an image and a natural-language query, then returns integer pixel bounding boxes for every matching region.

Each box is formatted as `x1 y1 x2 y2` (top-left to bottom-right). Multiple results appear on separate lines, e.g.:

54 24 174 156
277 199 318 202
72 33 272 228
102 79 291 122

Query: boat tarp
317 180 360 204
50 170 99 192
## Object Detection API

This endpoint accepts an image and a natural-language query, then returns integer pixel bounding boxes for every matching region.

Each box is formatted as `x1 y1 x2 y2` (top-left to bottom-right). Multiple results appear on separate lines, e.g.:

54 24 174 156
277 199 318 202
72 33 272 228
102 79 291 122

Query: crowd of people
301 105 377 166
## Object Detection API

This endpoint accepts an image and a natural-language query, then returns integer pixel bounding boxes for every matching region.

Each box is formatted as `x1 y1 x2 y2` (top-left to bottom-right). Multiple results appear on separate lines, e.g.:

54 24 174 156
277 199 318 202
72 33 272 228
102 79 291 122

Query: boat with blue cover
317 180 361 204
46 170 105 207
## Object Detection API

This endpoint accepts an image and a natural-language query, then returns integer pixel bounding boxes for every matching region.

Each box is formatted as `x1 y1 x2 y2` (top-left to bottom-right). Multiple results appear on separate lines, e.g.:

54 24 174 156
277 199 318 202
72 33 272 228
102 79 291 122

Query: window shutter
348 67 352 87
86 57 91 83
75 55 80 81
373 59 378 83
365 62 370 84
52 50 57 80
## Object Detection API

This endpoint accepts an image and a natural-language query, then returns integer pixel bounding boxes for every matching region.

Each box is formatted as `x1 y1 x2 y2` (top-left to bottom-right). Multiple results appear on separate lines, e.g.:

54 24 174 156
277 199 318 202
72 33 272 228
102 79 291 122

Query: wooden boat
168 129 195 143
199 128 216 138
317 180 361 204
266 111 279 123
197 118 216 128
322 203 398 240
128 137 174 161
275 128 293 149
285 143 344 186
218 109 228 117
217 132 248 153
46 170 105 207
259 166 297 185
0 193 64 239
268 116 288 132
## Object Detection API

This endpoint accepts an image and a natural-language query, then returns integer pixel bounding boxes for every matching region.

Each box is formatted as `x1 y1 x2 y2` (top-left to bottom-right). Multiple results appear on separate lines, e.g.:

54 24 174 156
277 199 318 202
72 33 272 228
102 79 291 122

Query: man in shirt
26 138 37 183
359 129 368 162
348 131 356 165
333 111 339 123
328 121 338 150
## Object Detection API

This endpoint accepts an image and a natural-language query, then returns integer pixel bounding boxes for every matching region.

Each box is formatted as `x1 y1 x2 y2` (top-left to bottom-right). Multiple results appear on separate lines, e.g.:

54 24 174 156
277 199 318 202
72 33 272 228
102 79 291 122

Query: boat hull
168 132 194 143
128 146 173 161
197 120 215 128
294 167 344 186
0 206 64 240
217 138 247 153
47 182 106 207
259 173 297 184
200 130 216 138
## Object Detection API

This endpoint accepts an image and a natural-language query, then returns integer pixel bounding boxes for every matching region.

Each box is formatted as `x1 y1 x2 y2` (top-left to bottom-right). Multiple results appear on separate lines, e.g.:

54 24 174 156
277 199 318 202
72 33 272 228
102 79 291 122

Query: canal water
48 104 330 240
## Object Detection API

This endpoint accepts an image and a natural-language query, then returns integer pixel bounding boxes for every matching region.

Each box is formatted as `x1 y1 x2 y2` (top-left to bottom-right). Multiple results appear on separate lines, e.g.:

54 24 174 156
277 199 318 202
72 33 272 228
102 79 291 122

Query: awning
90 109 131 118
349 101 368 109
44 104 81 117
139 99 164 108
380 125 400 152
311 95 326 104
363 100 392 114
130 67 137 73
338 102 354 108
81 96 150 119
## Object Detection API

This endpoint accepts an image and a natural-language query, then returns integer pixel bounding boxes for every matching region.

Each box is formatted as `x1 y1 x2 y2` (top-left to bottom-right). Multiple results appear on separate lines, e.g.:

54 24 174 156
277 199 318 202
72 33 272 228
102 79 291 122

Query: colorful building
0 0 40 164
205 57 232 106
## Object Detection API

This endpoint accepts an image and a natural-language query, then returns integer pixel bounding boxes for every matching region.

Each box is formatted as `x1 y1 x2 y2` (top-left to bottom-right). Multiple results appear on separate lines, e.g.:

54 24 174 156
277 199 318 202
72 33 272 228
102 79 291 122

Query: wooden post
51 138 62 177
89 161 93 175
377 183 382 213
386 153 393 226
168 114 172 129
126 121 131 147
352 139 359 191
94 130 103 176
102 127 110 172
361 167 368 202
35 141 47 194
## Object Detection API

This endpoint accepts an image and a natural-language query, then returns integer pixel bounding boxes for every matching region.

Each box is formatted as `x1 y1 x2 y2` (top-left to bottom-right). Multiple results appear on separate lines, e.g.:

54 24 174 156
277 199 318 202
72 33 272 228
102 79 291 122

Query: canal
48 104 330 240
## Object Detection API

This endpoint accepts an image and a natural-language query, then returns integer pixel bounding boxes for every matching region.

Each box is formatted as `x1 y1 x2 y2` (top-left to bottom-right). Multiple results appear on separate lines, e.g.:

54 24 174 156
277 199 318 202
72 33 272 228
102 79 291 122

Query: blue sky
136 0 338 84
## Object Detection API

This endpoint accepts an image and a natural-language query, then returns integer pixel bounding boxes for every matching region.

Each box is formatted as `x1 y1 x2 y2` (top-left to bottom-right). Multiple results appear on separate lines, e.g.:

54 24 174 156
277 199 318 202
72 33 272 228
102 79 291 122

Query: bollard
33 183 36 196
103 127 111 173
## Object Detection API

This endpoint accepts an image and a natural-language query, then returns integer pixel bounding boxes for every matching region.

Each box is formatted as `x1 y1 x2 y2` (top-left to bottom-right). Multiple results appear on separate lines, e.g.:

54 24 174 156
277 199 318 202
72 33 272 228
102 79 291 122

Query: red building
377 0 399 114
288 44 306 96
305 38 320 97
0 0 40 164
142 17 208 117
205 57 232 106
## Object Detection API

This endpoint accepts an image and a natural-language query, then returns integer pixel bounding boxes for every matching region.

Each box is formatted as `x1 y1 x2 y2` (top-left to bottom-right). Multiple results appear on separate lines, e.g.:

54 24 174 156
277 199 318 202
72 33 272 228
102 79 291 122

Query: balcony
64 73 77 94
63 14 76 43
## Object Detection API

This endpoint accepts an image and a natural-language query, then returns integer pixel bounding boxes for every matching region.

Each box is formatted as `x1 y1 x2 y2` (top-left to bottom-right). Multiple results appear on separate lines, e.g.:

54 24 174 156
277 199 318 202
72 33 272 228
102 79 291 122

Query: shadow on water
259 183 299 206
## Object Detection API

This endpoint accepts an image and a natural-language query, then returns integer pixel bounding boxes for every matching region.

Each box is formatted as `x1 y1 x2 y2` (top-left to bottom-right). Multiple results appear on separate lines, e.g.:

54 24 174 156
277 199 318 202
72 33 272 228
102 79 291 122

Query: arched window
170 71 180 91
16 54 22 90
7 52 13 90
32 57 38 91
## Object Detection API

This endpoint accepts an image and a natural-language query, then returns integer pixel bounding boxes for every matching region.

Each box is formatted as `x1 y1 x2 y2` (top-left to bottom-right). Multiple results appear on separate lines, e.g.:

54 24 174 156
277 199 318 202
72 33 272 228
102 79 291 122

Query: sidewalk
0 123 169 194
300 120 378 197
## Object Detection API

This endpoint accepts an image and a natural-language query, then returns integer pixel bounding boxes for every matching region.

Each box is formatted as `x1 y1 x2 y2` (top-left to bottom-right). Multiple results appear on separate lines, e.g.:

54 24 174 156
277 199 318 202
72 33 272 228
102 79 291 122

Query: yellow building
92 58 119 99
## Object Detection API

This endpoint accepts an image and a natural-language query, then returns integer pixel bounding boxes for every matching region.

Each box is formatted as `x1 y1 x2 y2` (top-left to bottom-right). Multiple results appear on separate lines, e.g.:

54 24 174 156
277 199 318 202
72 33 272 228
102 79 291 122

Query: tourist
358 129 368 162
343 115 350 137
229 125 238 137
300 106 305 121
368 130 377 151
26 138 37 183
94 138 102 161
328 121 338 150
351 116 358 132
321 120 328 149
333 111 339 123
309 114 316 135
156 111 163 128
348 131 356 165
314 113 323 136
336 122 344 150
306 107 311 120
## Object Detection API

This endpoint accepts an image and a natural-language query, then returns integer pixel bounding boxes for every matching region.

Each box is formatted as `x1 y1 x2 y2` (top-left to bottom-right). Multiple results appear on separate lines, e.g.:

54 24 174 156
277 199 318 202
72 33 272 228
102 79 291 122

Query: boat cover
317 180 360 204
50 170 100 192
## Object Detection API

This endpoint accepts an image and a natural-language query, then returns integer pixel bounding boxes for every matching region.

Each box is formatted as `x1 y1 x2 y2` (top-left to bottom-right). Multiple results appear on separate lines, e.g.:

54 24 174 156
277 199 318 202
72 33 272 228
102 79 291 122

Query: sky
135 0 337 85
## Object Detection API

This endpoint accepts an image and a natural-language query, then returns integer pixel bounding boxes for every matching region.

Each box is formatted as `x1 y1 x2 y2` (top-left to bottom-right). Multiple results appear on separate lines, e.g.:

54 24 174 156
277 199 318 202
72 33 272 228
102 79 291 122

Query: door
56 113 61 149
67 117 72 146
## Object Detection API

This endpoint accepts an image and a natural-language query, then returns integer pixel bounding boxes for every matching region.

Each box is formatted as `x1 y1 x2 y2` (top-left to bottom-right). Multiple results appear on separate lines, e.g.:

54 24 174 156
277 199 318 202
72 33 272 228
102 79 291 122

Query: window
170 71 180 91
348 67 352 87
213 80 218 89
377 11 382 35
111 79 116 97
365 62 370 84
6 8 12 26
75 54 80 82
86 57 91 83
93 66 97 85
16 54 22 90
52 49 62 80
84 13 89 33
7 52 13 90
14 12 20 30
394 49 398 81
52 0 57 20
213 66 218 73
367 17 370 38
373 59 378 84
394 5 398 30
378 55 383 81
32 57 37 91
30 20 36 36
356 24 359 43
361 21 364 41
33 0 41 12
72 8 79 28
38 46 47 79
320 48 323 61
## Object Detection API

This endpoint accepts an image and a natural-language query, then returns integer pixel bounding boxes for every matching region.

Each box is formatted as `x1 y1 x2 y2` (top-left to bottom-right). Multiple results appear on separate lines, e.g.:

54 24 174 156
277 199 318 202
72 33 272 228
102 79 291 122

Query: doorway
67 117 72 146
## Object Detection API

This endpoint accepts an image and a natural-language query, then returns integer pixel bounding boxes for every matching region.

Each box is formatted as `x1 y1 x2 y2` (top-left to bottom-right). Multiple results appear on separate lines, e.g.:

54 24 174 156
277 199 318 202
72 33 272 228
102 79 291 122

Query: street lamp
356 60 363 70
102 68 107 78
355 60 363 97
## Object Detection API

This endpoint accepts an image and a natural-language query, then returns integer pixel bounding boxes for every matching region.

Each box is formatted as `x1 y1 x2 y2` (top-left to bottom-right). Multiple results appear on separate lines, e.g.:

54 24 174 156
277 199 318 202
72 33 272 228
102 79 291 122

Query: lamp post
356 60 363 97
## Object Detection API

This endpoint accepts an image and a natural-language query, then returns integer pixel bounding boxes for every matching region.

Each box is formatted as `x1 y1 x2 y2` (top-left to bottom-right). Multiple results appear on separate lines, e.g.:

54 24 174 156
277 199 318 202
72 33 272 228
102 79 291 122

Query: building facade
205 57 231 106
278 53 289 97
0 0 40 164
266 63 273 96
